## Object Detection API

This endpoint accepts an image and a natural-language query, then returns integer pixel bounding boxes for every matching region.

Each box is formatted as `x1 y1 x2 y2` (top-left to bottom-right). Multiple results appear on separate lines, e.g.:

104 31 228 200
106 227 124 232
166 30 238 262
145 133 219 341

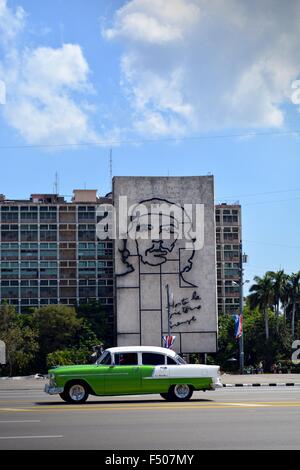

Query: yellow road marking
0 408 32 412
225 403 267 407
0 400 41 403
1 402 300 413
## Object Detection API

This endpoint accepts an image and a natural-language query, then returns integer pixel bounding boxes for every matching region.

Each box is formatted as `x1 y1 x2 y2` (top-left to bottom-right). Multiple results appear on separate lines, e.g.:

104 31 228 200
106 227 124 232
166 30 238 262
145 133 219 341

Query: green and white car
45 346 222 404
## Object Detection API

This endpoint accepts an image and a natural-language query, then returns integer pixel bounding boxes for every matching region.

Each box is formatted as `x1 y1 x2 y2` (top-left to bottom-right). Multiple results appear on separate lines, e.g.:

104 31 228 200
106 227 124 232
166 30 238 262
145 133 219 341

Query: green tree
0 304 38 376
242 305 292 371
76 300 110 345
32 305 82 354
287 272 300 338
267 270 288 330
212 304 293 372
31 305 100 371
213 314 238 371
248 274 274 340
4 325 38 376
47 347 93 369
0 302 15 332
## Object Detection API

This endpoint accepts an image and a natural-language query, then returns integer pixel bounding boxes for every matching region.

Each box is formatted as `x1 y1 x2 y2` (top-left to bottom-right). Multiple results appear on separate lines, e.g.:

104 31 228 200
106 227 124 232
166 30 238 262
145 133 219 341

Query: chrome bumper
211 377 223 389
44 383 64 395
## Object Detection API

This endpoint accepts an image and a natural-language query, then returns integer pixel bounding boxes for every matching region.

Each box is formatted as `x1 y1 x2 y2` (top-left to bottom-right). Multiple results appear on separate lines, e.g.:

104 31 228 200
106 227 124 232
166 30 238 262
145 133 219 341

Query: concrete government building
0 178 242 353
0 189 114 319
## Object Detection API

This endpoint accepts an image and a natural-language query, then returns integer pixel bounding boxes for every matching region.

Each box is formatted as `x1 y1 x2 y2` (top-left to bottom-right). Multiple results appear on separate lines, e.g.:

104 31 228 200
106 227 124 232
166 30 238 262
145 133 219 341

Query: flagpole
166 284 171 337
163 285 177 350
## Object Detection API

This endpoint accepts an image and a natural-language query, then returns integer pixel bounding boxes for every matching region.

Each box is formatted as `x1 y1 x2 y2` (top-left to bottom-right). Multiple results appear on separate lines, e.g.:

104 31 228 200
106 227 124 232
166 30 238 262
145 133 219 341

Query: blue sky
0 0 300 291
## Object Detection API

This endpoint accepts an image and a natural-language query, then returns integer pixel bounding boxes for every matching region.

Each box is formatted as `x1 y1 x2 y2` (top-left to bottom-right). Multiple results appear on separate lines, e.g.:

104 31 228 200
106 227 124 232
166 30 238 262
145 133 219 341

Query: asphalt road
0 385 300 450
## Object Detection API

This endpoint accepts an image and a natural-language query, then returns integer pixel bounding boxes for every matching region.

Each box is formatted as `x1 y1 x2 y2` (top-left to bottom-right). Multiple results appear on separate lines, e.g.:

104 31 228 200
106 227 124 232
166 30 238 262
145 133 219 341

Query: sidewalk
221 373 300 386
1 373 300 390
0 375 47 390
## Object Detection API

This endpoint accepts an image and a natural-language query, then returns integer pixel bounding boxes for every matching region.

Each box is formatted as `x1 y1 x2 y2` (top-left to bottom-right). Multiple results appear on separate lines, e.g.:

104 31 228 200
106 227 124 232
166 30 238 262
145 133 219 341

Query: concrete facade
113 176 218 353
0 191 114 324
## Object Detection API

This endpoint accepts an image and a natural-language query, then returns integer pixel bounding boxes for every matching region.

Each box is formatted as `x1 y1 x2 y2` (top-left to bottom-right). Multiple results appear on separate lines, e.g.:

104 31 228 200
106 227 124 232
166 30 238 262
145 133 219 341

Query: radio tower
109 148 113 189
54 172 59 195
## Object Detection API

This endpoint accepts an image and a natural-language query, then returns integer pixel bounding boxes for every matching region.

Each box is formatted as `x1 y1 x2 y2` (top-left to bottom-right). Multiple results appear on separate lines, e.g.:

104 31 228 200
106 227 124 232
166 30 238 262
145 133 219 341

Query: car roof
106 346 177 357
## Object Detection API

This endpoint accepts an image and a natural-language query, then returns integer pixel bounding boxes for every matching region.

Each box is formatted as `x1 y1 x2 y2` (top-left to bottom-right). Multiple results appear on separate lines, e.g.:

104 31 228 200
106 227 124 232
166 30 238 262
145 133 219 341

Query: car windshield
175 354 186 365
96 351 112 365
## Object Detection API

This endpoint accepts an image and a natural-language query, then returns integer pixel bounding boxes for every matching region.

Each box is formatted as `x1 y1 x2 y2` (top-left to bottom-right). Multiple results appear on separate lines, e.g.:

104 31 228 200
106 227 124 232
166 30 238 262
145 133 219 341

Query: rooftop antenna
109 148 113 189
54 172 59 195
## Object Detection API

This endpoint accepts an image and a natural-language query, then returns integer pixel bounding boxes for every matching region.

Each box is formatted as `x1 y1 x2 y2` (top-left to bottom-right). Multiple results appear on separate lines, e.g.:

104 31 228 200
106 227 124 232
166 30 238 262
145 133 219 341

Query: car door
140 352 170 393
88 364 108 395
104 352 141 395
89 351 112 395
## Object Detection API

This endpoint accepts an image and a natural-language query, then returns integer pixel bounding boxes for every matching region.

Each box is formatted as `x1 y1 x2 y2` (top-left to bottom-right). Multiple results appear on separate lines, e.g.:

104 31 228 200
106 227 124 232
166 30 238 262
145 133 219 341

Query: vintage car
45 346 222 404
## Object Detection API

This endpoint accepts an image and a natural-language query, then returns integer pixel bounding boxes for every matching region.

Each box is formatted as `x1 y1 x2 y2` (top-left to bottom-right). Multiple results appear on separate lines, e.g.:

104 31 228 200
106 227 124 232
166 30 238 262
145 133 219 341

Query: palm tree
288 272 300 338
281 275 292 323
267 270 289 329
248 273 274 340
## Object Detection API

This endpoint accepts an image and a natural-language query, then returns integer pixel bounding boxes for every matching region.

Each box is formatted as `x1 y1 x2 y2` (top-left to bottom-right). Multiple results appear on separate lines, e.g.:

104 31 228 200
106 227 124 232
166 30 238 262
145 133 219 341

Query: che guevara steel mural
117 197 202 331
112 177 217 353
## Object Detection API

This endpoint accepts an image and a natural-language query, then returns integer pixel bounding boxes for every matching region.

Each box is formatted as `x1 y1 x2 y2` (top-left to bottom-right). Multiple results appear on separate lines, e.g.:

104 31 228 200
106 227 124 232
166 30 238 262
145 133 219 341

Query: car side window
142 353 166 365
167 356 178 365
114 352 138 366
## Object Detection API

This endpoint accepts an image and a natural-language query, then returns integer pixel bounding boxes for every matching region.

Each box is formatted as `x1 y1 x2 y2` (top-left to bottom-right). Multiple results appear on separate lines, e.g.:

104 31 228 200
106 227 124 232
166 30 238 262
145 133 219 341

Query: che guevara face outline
118 198 197 288
132 212 180 266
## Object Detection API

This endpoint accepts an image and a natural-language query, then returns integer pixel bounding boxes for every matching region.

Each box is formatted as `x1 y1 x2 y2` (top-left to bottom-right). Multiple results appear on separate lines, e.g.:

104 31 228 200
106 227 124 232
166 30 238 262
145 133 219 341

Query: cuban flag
162 335 176 349
233 314 243 339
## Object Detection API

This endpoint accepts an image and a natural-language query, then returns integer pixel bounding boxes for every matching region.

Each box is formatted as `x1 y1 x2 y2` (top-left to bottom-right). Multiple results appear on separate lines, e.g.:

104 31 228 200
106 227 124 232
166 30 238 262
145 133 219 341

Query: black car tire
167 384 193 401
60 381 89 404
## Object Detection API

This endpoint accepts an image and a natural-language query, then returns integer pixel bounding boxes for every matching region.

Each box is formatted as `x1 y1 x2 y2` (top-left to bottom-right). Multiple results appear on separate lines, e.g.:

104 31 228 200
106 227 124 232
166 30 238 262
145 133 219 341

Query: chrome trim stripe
57 373 129 378
143 376 213 380
143 377 169 380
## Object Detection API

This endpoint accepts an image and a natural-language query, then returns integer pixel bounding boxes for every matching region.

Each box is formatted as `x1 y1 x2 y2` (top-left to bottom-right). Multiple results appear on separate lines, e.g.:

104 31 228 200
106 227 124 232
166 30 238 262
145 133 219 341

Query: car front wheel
168 384 193 401
60 382 89 404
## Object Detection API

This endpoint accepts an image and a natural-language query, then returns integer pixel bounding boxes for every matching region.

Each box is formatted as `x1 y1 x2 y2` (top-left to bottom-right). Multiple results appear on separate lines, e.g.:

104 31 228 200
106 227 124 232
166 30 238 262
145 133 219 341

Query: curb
0 374 47 380
222 383 300 388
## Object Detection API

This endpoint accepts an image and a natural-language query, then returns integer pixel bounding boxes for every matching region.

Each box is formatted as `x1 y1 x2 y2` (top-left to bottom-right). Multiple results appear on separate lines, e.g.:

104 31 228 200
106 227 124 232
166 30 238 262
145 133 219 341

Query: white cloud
0 0 25 43
0 2 99 146
104 0 200 44
3 43 99 145
105 0 300 136
22 44 90 94
121 53 195 136
0 79 6 104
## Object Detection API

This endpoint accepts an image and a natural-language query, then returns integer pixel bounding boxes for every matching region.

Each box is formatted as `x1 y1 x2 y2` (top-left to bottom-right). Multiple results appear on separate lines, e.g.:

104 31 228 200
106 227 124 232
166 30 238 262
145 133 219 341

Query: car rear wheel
168 384 193 401
60 382 89 404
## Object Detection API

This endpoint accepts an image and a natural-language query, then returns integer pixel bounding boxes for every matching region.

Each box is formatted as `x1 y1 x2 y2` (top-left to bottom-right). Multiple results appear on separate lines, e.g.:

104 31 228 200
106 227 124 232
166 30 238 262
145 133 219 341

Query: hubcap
174 384 190 399
69 384 85 401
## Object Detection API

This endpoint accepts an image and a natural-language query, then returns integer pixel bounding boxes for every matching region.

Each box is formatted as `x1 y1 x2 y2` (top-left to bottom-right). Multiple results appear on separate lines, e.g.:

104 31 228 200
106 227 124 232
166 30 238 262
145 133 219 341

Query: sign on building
113 176 217 353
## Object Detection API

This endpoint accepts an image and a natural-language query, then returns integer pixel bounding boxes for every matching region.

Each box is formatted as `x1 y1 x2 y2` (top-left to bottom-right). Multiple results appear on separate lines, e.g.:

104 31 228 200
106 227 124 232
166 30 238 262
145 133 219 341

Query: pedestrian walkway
221 373 300 387
0 376 47 390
